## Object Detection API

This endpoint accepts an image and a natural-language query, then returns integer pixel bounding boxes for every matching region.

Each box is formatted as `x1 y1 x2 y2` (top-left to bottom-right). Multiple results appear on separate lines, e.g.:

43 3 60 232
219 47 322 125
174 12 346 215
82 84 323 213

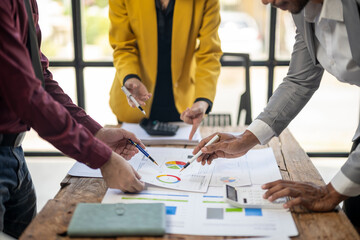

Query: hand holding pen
180 134 220 172
128 139 159 166
121 78 152 115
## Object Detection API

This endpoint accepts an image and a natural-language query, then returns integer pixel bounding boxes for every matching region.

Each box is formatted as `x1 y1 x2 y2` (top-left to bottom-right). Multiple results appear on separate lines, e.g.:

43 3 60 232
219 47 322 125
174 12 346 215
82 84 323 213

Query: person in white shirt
193 0 360 231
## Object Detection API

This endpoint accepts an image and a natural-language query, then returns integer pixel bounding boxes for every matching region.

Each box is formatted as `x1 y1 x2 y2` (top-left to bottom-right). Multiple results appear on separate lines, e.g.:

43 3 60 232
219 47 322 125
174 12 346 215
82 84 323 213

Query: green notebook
67 203 166 237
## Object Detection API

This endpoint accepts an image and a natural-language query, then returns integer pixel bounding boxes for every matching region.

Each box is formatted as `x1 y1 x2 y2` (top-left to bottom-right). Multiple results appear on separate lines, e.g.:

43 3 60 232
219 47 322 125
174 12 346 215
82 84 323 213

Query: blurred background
26 0 357 211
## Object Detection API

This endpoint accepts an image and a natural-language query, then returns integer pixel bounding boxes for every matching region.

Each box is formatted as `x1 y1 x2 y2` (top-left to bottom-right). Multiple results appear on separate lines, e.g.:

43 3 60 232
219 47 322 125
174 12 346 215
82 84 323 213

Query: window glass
219 1 269 60
212 67 246 125
275 10 296 60
84 67 117 126
212 67 268 125
274 67 359 152
249 67 268 120
82 0 113 61
50 67 77 103
22 68 76 152
38 0 74 60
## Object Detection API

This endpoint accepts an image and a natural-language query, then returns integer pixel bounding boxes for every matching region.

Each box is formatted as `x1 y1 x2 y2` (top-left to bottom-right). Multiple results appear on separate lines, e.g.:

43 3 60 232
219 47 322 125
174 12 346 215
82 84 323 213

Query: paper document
132 147 214 192
101 147 298 236
246 148 282 184
68 148 280 188
121 122 201 145
67 156 141 178
68 163 102 178
102 186 298 237
69 147 214 193
209 155 251 187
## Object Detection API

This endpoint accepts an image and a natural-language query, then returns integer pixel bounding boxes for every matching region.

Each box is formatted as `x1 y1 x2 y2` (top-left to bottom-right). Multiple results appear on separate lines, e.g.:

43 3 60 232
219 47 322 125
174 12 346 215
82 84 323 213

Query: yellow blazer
109 0 222 123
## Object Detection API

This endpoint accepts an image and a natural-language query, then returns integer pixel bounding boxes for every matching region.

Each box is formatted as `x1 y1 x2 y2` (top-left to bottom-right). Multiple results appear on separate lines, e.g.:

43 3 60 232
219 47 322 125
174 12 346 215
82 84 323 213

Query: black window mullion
267 7 277 101
71 0 85 109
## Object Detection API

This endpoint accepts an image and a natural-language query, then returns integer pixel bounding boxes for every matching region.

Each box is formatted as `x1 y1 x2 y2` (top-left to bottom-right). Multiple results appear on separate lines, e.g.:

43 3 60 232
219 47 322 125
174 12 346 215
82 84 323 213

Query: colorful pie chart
220 177 237 183
156 175 181 184
165 161 186 170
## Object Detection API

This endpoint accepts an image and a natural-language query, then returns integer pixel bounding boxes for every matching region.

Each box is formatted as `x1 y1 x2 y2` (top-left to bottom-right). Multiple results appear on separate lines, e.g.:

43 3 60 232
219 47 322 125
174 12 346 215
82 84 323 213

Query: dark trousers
343 139 360 230
0 146 37 238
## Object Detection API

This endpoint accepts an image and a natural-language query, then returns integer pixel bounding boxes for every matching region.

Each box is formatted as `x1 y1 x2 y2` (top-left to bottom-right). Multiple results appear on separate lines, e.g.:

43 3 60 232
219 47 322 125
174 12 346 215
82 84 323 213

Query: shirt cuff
84 139 112 169
246 119 275 145
123 74 141 85
330 170 360 197
194 98 213 114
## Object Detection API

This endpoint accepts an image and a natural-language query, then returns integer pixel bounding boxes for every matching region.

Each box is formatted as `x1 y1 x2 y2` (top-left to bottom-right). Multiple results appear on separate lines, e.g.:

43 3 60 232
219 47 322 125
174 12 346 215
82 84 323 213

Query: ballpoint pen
121 86 146 115
180 134 220 172
128 139 159 166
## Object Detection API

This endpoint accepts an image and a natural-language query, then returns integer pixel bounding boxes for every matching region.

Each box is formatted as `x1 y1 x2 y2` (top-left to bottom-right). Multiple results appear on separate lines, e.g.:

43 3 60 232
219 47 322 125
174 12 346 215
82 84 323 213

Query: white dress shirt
247 0 360 196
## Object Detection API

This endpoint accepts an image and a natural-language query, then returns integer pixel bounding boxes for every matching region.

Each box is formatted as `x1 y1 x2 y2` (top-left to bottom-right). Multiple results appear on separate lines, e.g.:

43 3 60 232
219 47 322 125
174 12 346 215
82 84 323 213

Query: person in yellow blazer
109 0 222 140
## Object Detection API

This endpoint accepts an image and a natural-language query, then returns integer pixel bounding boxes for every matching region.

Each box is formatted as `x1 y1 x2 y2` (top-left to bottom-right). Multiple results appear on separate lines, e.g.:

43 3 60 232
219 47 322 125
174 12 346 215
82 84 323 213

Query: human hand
262 180 348 211
100 152 145 192
192 130 260 165
180 101 208 140
124 78 152 108
95 127 145 160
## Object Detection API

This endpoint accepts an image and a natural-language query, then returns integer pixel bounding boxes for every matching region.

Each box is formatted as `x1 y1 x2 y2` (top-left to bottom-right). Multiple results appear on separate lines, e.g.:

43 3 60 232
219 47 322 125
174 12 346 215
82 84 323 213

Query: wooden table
20 126 360 240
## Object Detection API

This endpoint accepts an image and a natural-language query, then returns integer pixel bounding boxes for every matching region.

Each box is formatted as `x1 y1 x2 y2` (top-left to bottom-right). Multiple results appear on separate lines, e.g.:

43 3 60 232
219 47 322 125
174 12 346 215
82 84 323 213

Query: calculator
140 118 179 136
225 184 287 209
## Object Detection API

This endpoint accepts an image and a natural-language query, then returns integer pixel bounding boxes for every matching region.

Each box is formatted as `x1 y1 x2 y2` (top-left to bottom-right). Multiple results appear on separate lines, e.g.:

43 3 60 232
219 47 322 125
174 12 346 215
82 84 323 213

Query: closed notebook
67 203 166 237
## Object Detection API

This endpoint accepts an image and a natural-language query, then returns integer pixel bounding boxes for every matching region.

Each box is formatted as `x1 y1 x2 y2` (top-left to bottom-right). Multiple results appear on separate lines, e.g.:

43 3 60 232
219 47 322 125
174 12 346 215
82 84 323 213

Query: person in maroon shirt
0 0 145 238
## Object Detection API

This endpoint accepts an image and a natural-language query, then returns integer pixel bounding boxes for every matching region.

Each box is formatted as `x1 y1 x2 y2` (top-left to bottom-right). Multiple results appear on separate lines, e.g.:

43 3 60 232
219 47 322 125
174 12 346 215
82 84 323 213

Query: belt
0 132 26 147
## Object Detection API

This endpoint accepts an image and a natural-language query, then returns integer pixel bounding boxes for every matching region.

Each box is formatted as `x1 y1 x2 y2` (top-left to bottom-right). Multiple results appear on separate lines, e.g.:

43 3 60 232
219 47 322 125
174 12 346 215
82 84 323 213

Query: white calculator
225 184 287 209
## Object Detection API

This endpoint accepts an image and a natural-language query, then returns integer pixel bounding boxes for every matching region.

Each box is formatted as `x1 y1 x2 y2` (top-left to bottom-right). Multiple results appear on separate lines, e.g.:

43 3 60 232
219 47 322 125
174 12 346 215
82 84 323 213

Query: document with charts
209 155 251 187
132 147 215 192
102 186 298 237
101 148 298 236
67 147 277 192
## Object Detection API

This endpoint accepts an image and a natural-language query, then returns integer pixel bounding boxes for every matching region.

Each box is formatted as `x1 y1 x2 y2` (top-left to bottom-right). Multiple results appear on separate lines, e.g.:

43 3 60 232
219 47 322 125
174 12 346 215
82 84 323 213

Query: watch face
226 185 238 202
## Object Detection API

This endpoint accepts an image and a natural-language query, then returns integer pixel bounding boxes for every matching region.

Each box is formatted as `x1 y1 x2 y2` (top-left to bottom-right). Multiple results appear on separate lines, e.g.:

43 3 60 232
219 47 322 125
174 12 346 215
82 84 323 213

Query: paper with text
102 186 298 236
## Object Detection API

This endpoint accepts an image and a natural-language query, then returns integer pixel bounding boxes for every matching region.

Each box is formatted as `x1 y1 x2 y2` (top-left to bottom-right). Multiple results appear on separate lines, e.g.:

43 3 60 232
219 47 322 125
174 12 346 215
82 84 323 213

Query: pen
128 139 159 166
180 134 220 172
121 86 146 115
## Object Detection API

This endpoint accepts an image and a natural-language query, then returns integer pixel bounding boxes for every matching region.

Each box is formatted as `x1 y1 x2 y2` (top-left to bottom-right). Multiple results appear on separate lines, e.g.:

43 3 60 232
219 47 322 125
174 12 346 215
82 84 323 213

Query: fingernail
261 184 266 189
202 147 207 152
268 196 273 201
284 204 288 208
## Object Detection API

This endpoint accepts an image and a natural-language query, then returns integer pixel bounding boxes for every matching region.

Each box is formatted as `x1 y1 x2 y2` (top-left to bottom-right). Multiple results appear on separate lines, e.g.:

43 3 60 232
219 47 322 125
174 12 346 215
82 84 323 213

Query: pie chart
156 175 181 184
220 177 237 183
165 161 186 170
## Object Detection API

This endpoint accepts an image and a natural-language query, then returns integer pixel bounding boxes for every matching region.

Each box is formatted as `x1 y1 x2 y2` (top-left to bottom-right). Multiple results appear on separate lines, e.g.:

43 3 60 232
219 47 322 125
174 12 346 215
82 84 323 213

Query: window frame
24 1 348 158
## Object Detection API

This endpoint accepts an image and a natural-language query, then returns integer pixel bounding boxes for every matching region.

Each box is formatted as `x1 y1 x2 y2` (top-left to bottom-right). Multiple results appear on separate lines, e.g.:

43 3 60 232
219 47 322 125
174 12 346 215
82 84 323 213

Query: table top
20 126 360 240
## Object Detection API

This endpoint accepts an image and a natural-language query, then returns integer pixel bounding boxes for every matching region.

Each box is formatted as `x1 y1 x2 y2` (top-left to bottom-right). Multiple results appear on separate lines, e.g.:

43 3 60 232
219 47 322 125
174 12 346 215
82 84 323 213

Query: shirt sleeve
331 143 360 196
331 171 360 197
109 0 142 86
193 0 222 103
246 119 276 145
0 1 111 169
194 98 213 114
42 64 102 135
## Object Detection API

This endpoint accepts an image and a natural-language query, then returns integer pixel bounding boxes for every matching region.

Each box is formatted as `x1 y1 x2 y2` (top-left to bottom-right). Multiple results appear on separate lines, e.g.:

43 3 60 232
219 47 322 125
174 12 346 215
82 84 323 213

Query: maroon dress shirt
0 0 111 168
